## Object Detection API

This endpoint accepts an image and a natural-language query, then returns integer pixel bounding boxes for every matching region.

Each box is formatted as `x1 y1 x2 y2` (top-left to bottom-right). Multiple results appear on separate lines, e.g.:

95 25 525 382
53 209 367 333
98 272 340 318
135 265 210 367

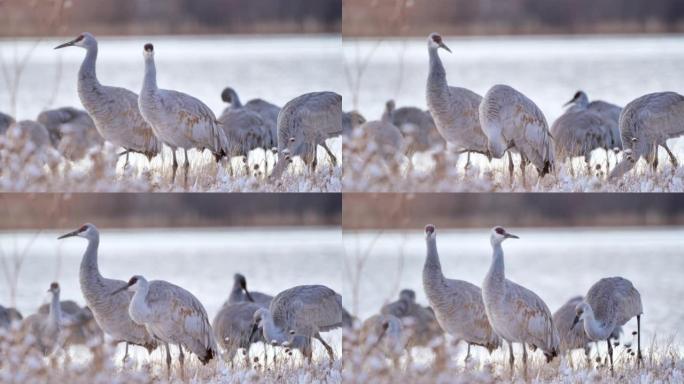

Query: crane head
564 90 588 107
110 275 144 296
55 32 95 50
572 302 590 329
221 87 237 104
385 100 396 114
47 282 60 294
58 223 97 240
424 224 436 239
399 289 416 302
428 33 451 53
491 226 519 243
143 43 154 59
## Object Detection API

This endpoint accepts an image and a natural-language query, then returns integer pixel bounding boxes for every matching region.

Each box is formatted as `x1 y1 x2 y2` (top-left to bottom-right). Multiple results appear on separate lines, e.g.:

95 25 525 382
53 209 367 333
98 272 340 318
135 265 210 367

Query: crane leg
520 156 528 188
465 151 471 170
651 146 659 171
508 342 515 377
464 343 472 363
605 148 611 174
122 342 129 364
522 342 528 381
662 143 679 168
165 343 172 378
171 149 178 184
178 344 185 380
314 333 335 363
637 314 642 367
606 338 614 376
124 151 130 169
183 149 190 187
508 152 514 185
321 142 338 166
311 147 319 173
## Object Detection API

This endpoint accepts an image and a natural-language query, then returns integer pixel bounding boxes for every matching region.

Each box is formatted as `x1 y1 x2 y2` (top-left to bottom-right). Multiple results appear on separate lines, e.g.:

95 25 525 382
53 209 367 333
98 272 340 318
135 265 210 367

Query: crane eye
79 225 88 232
495 227 505 235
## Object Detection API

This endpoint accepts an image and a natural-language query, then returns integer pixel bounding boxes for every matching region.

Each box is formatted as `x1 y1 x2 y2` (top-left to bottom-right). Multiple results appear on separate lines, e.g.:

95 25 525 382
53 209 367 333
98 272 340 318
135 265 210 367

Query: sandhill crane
37 107 103 161
138 43 228 182
0 305 23 329
550 100 612 172
482 227 559 378
385 100 445 156
54 33 160 166
212 301 265 365
217 106 267 175
0 111 14 135
566 91 623 151
422 225 500 361
7 120 52 149
380 289 443 348
270 92 342 179
221 87 280 151
20 282 76 355
38 300 103 347
572 277 643 373
224 273 273 307
553 296 621 365
250 285 342 362
342 110 366 137
58 224 157 361
425 33 489 167
360 314 406 365
480 85 555 184
610 92 684 178
358 112 405 163
112 275 218 375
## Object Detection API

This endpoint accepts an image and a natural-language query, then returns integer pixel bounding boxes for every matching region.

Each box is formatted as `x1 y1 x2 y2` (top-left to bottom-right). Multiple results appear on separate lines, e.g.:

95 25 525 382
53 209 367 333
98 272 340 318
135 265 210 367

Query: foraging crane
0 111 15 135
550 101 612 170
342 110 366 137
425 33 489 166
54 33 160 166
38 300 103 347
380 289 443 348
224 273 273 307
270 92 342 179
20 282 76 355
58 224 157 361
358 111 405 163
422 225 500 361
7 120 52 150
37 107 103 161
482 227 559 377
360 314 406 365
138 43 228 182
212 301 266 365
385 100 445 156
250 284 342 362
553 296 621 364
112 275 218 375
480 85 555 183
572 277 643 373
609 92 684 178
217 106 267 175
565 91 623 150
0 305 22 328
221 87 280 151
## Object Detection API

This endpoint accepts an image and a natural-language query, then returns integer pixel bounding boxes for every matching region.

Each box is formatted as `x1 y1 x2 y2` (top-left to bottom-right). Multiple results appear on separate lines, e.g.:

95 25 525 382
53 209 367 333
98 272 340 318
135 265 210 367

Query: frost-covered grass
343 132 684 192
0 324 342 384
343 324 684 384
0 135 341 192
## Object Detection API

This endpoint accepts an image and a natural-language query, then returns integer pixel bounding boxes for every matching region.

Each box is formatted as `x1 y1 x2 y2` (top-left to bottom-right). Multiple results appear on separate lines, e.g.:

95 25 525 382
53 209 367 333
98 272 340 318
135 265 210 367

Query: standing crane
212 301 265 366
422 224 500 361
481 227 559 378
380 289 443 349
54 33 160 167
138 43 228 183
224 273 273 307
38 300 104 348
221 87 280 157
572 277 643 374
112 275 218 376
20 282 76 355
58 224 157 361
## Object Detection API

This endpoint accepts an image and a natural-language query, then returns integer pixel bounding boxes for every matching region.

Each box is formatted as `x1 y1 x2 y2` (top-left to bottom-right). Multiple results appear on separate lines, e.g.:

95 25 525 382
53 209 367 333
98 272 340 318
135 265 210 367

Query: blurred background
343 193 684 356
0 193 342 358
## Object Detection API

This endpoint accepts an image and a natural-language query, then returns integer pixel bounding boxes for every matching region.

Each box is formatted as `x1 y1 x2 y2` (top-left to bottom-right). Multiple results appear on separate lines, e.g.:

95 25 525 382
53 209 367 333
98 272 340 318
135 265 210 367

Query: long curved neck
228 282 243 303
48 291 61 328
428 47 447 89
485 241 506 293
79 44 100 88
142 56 158 94
231 91 243 108
261 311 287 344
582 306 613 340
130 281 152 321
423 237 445 284
80 235 103 286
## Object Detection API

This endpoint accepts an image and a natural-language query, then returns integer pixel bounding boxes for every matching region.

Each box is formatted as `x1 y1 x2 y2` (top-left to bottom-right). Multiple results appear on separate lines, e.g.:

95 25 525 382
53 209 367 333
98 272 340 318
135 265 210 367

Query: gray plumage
57 224 157 356
425 33 488 156
38 300 103 347
138 43 228 168
217 107 267 165
7 120 51 149
121 275 218 365
385 100 445 155
359 117 405 162
581 92 623 150
0 304 23 329
20 283 72 355
342 110 366 137
342 306 355 329
0 111 15 135
422 225 501 356
270 92 342 179
380 289 443 347
224 273 273 308
482 227 559 369
550 104 612 164
480 84 555 177
54 33 160 160
212 301 265 363
610 92 684 178
360 313 406 363
253 284 341 361
553 295 621 356
221 87 280 149
37 107 103 161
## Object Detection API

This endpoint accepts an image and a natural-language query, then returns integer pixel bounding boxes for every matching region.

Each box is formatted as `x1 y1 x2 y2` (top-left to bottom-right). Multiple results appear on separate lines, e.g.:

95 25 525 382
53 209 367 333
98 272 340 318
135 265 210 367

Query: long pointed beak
57 230 79 239
244 289 255 303
54 40 76 50
110 285 129 296
563 99 574 107
439 42 452 53
571 315 580 330
505 233 519 239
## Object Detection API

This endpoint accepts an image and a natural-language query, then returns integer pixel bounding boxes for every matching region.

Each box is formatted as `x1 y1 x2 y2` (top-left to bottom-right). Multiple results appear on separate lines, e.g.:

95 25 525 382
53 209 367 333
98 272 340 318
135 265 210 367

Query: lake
344 226 684 352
